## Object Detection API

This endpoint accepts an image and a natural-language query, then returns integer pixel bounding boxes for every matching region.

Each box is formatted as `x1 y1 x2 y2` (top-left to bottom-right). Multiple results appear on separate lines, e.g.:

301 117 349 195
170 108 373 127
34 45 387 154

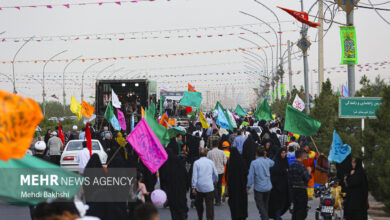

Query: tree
362 85 390 212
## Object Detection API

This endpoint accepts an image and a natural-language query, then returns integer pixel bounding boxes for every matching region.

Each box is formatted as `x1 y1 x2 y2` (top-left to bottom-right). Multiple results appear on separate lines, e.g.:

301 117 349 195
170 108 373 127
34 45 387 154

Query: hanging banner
280 83 286 97
340 26 357 65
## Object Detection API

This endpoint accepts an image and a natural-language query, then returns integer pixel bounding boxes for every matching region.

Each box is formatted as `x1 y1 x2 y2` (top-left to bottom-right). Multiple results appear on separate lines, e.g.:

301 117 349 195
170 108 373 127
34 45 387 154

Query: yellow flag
0 89 43 161
199 110 210 129
70 96 82 120
81 100 95 119
141 107 145 119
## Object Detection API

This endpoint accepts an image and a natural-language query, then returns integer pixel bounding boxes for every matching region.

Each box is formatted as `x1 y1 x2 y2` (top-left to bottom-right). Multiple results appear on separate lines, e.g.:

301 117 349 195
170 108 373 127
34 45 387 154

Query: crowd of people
28 111 369 220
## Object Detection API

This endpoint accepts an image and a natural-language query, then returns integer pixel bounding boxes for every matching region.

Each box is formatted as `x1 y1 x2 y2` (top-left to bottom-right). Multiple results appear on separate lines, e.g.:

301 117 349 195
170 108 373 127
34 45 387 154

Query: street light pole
239 12 279 100
42 50 67 116
12 36 34 94
253 0 284 97
347 10 355 97
62 55 82 112
81 60 102 101
300 0 310 114
241 27 274 81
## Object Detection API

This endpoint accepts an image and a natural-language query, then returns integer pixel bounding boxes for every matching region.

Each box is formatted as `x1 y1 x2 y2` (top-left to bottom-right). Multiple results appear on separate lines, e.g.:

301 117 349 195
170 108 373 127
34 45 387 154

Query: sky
0 0 389 108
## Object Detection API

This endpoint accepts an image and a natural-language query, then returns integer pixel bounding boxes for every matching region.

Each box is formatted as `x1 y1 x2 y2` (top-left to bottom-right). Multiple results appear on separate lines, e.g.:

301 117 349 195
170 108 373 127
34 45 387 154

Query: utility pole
300 0 310 114
288 40 293 92
318 0 324 94
347 10 355 97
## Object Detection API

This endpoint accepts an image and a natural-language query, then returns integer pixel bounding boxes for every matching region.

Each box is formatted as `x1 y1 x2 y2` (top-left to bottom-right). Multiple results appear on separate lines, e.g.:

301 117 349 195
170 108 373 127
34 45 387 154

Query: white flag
112 89 122 108
292 94 305 111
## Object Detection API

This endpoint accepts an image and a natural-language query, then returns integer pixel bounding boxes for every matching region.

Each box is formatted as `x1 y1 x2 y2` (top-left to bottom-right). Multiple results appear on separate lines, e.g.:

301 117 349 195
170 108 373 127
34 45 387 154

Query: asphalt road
1 192 320 220
159 191 321 220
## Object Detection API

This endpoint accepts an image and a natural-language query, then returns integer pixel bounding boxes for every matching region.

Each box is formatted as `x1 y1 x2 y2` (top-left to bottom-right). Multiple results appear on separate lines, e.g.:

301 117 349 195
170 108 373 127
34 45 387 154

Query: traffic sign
339 97 381 118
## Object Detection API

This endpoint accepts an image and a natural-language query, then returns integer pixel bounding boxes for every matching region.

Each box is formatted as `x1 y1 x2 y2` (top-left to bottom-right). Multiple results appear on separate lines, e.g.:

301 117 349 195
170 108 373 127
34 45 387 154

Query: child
286 145 296 166
137 174 150 203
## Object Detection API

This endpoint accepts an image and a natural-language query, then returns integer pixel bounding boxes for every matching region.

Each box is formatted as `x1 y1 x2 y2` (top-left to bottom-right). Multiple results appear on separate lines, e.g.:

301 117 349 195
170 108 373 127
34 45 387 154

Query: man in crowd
232 129 247 154
207 140 227 206
288 148 312 220
287 136 300 151
47 131 63 165
33 141 50 162
247 146 274 220
100 126 112 140
79 127 86 140
76 141 91 174
228 128 238 145
206 129 220 149
192 149 218 220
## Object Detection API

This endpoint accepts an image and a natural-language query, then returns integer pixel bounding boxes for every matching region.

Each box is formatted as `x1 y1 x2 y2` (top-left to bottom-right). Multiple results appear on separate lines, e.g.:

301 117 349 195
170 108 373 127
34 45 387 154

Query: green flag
104 102 114 121
187 111 196 121
340 26 357 65
284 104 322 136
214 101 224 111
179 91 202 108
149 101 156 117
168 127 187 138
0 154 81 205
235 104 247 117
254 99 273 121
159 96 165 116
145 104 170 146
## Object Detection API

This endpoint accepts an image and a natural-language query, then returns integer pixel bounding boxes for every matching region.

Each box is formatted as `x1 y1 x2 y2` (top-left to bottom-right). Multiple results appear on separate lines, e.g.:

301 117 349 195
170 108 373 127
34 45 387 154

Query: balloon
151 189 167 206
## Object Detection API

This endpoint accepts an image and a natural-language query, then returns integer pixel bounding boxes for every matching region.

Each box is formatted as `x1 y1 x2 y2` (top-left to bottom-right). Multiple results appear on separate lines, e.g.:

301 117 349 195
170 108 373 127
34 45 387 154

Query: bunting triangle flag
235 104 247 117
254 99 273 121
70 96 82 120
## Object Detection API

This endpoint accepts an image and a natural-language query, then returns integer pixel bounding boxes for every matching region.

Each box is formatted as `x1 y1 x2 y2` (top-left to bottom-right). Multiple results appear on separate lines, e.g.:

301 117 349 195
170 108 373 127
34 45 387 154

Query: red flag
58 122 65 148
85 122 92 157
278 6 320 28
186 106 192 115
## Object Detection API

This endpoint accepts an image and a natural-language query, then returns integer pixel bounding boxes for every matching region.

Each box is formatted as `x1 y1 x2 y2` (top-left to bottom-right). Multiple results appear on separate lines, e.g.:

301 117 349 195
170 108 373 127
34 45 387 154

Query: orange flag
81 100 95 119
187 83 196 114
0 89 43 161
159 112 169 128
188 83 196 92
141 107 145 118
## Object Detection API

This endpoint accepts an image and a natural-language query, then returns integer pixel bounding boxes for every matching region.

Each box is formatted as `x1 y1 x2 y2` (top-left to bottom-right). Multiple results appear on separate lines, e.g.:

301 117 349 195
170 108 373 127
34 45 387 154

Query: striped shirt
207 148 227 174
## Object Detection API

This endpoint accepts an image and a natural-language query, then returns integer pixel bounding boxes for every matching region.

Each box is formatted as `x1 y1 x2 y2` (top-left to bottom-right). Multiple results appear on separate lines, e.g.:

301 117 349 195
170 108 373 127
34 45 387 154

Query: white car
60 140 107 172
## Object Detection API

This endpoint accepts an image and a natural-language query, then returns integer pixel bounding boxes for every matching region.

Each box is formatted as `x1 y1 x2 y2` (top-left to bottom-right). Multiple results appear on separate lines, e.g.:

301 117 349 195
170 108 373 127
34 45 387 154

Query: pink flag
63 4 70 8
117 109 127 131
126 119 167 173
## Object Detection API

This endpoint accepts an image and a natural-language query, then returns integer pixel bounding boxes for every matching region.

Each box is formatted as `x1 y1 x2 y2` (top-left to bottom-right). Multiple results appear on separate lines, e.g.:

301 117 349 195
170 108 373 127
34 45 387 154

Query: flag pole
310 136 320 154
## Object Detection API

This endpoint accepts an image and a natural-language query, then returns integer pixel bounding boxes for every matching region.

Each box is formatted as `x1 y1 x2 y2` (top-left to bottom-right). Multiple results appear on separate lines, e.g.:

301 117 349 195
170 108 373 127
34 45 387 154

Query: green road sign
339 97 381 119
